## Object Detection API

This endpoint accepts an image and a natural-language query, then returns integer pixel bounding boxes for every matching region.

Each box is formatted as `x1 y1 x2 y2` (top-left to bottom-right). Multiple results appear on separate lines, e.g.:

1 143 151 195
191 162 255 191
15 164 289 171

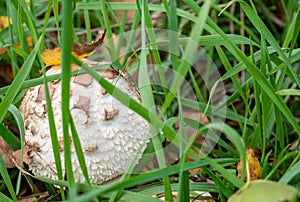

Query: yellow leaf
41 47 63 68
237 148 262 181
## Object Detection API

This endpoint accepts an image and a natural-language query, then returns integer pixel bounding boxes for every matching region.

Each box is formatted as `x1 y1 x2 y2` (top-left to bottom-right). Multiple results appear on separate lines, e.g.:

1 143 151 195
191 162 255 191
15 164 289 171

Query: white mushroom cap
19 60 150 184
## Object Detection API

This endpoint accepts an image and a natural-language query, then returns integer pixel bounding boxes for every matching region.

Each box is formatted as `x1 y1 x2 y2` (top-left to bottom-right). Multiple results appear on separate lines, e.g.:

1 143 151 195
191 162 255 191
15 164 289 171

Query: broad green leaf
228 180 299 202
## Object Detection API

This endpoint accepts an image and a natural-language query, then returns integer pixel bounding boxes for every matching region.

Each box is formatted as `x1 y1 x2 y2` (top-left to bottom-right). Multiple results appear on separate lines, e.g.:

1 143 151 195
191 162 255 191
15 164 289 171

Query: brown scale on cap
103 108 119 121
74 73 94 87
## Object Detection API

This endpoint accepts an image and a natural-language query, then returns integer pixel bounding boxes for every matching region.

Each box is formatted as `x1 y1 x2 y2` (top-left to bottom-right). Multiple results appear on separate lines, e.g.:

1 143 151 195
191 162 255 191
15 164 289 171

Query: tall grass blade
0 155 18 201
61 0 75 186
0 36 42 123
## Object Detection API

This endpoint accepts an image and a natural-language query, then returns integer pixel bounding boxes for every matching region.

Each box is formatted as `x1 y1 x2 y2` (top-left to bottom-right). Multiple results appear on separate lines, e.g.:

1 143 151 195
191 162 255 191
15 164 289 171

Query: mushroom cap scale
20 60 150 184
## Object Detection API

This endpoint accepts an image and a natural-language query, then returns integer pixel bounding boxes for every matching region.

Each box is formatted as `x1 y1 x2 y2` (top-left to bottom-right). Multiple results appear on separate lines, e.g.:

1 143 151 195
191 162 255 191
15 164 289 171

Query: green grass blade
279 156 300 184
0 36 42 123
69 114 91 185
39 0 65 198
265 151 298 180
67 159 235 202
83 0 92 43
61 0 74 186
204 168 232 198
177 93 189 201
0 124 20 150
0 192 14 202
206 17 300 137
203 123 246 189
139 0 173 200
160 0 212 116
53 0 61 43
0 155 18 201
239 1 300 87
100 0 118 62
276 89 300 96
168 0 179 72
7 104 25 195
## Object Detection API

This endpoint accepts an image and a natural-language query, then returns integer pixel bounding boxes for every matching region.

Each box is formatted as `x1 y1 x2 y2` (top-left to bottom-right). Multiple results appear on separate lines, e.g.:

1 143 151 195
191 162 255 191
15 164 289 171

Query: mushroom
19 59 150 184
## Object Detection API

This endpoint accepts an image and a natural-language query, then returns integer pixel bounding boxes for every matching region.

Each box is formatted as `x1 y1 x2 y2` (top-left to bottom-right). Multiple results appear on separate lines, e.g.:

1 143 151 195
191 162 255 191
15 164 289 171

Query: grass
0 0 299 201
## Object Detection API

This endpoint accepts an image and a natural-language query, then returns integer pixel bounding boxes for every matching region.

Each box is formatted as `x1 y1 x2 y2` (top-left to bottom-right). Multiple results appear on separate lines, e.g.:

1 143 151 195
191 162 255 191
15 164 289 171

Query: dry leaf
0 136 31 168
42 30 106 68
237 148 262 181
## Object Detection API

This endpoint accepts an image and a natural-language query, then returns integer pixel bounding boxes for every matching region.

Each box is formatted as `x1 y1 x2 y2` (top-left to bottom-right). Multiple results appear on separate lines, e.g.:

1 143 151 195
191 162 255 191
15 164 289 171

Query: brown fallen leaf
237 148 262 181
42 30 106 68
0 136 31 168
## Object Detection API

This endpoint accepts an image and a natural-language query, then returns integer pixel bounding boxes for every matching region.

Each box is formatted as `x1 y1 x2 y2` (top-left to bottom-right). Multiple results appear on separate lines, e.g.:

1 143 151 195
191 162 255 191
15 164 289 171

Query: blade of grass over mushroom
40 58 66 198
39 2 65 198
0 155 18 201
69 114 91 186
61 0 75 186
73 58 182 149
0 36 42 124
